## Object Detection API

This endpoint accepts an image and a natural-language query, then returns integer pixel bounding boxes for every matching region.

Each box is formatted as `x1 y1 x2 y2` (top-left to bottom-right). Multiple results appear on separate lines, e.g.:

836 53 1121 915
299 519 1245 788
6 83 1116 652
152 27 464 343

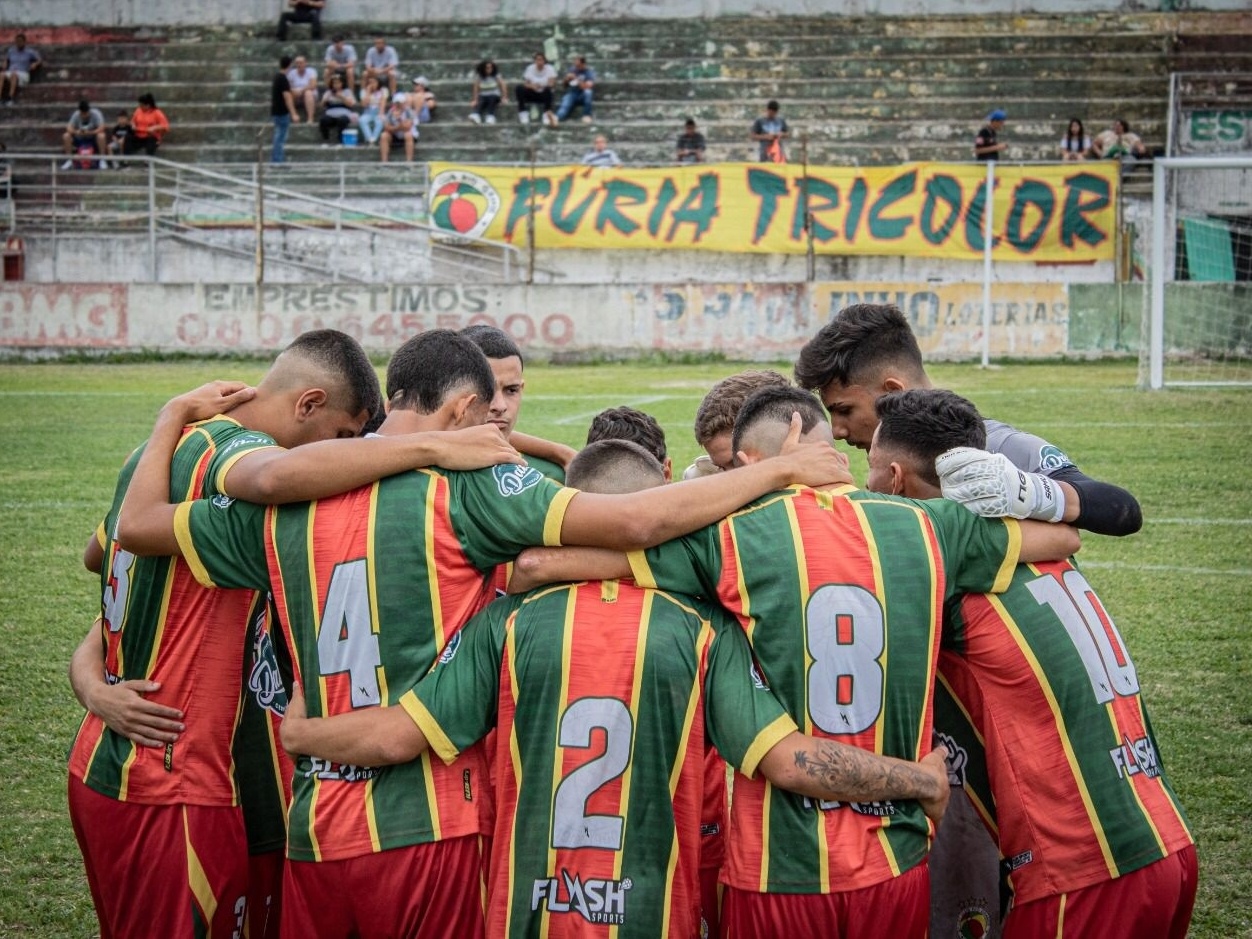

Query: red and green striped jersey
628 486 1021 895
401 580 796 939
934 558 1194 906
176 462 575 862
68 417 278 806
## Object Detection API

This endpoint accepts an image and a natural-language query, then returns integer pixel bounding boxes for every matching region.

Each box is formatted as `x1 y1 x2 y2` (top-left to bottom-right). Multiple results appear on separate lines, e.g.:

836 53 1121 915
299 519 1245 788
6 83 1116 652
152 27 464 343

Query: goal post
1142 155 1252 389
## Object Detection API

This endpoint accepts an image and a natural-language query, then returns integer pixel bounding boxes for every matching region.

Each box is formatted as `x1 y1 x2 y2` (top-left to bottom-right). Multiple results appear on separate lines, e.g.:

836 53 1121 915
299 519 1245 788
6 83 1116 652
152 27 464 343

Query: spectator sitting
105 111 131 165
1059 117 1091 161
676 117 706 163
468 58 506 125
751 100 789 163
61 99 108 170
515 52 557 127
358 74 389 144
410 77 436 123
379 93 416 163
581 134 621 167
277 0 325 42
287 54 319 124
319 74 358 145
323 35 357 94
363 37 398 96
122 93 169 157
1092 118 1149 161
555 55 595 124
974 108 1008 161
1 33 43 107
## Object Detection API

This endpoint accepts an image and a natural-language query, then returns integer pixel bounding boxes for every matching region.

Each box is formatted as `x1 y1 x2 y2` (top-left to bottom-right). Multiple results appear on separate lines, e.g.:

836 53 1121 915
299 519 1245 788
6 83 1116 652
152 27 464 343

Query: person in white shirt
581 134 621 167
286 54 319 123
515 52 557 126
323 36 357 94
363 37 399 96
379 93 417 163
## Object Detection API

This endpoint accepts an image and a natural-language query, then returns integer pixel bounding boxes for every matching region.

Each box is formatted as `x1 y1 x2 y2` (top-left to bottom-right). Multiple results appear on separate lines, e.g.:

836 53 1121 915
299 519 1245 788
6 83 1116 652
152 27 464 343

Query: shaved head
731 386 829 460
566 439 666 494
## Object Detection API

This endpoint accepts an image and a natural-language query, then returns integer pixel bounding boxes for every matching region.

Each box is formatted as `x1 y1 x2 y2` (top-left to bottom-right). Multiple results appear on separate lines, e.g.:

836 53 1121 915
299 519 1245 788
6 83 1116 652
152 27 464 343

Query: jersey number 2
805 584 886 735
316 559 382 708
551 697 633 851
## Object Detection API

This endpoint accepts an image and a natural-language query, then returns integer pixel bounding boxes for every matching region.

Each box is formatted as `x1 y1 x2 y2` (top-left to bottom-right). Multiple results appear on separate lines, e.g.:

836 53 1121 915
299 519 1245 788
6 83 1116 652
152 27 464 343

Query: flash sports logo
531 869 632 925
1109 733 1161 780
494 463 543 497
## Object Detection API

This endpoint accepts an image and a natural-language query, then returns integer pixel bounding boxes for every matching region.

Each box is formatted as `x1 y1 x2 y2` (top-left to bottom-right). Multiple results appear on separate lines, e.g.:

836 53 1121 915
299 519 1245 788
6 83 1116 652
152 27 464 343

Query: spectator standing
276 0 325 42
287 55 319 124
676 117 706 163
410 77 436 124
581 134 621 167
270 54 300 164
363 37 399 96
379 93 416 163
1092 118 1149 160
751 100 789 162
61 100 108 170
323 36 357 94
1 33 42 106
1059 117 1091 161
555 55 595 123
105 111 131 164
122 94 169 157
974 108 1008 160
358 74 389 144
318 74 358 145
468 58 506 125
515 52 557 126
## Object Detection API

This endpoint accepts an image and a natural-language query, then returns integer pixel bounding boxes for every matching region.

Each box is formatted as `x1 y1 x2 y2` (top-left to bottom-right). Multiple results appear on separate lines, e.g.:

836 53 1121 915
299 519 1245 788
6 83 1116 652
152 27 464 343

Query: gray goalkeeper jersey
984 419 1076 476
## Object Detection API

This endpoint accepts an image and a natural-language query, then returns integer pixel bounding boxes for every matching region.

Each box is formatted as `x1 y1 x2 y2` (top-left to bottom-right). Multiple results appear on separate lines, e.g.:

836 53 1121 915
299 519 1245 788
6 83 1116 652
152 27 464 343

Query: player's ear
295 388 329 420
662 457 673 483
880 375 907 394
450 392 480 427
889 461 907 496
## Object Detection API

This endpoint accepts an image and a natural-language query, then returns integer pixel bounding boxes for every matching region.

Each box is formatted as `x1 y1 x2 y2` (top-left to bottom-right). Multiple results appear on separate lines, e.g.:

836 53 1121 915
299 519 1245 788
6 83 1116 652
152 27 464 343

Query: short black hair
138 93 157 108
386 329 495 414
284 328 382 419
460 324 524 366
585 407 667 463
766 100 779 111
279 54 293 69
685 118 696 127
567 439 665 494
731 386 826 457
874 389 986 487
794 303 925 391
78 99 91 112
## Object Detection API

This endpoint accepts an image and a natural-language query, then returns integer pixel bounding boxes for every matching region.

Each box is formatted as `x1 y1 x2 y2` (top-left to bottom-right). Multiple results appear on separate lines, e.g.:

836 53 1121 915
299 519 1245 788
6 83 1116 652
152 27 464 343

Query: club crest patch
494 464 543 497
1037 444 1071 472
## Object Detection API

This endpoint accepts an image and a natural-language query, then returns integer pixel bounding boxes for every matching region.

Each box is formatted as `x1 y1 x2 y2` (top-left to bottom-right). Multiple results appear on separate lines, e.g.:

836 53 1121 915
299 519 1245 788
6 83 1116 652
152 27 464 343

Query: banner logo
429 170 502 245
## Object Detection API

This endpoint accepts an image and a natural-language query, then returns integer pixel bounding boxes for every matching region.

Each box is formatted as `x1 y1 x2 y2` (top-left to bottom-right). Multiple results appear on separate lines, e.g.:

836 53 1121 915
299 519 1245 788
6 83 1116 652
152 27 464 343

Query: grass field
0 358 1249 937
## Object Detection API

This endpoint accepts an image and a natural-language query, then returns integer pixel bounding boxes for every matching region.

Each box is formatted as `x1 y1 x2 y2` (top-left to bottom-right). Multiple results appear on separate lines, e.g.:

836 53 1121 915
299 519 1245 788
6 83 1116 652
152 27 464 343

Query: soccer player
585 405 671 480
686 369 790 476
113 330 847 937
865 388 1197 939
462 323 575 481
68 330 522 939
275 436 952 939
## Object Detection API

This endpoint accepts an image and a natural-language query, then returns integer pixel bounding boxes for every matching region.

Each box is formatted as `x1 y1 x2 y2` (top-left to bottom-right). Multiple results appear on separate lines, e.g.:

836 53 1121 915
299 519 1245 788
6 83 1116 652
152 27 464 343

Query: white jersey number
1026 568 1139 703
102 547 135 633
806 584 886 735
551 697 633 851
316 559 381 708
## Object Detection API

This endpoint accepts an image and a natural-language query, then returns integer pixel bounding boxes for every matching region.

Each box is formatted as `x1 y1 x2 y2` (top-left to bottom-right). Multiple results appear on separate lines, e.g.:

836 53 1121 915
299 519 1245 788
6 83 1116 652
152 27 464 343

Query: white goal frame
1146 155 1252 390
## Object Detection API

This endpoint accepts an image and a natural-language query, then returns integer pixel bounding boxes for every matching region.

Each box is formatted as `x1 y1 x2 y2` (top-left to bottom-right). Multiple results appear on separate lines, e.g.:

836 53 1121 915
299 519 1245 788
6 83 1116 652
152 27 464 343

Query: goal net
1141 156 1252 388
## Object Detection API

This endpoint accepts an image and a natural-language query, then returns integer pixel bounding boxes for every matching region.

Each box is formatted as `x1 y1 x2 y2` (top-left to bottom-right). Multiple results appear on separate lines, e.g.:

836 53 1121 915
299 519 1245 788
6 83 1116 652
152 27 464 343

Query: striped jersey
68 417 278 805
401 580 796 939
629 486 1021 894
934 558 1194 905
176 462 575 862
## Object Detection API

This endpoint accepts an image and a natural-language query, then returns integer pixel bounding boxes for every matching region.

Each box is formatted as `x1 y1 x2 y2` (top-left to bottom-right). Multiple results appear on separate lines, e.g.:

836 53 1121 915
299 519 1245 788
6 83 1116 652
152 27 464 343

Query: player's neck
375 410 446 435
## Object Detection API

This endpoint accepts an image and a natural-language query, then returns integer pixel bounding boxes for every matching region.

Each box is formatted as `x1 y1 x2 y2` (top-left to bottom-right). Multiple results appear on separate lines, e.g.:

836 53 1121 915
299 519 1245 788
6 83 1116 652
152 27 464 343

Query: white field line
551 395 671 426
1081 561 1252 577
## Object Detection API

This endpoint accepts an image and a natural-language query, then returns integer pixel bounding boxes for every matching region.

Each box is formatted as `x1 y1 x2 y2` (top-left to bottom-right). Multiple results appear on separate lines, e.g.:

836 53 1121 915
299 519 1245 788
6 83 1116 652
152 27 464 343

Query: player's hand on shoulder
774 412 855 488
163 380 257 424
432 424 526 471
937 446 1065 522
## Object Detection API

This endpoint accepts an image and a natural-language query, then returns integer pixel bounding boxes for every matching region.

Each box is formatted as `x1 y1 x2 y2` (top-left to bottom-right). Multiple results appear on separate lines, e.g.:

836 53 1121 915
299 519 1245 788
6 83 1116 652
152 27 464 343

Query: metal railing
0 154 527 283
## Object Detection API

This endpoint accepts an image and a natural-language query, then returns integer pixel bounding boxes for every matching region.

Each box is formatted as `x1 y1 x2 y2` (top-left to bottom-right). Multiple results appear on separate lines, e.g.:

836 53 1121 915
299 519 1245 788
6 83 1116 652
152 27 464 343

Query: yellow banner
428 162 1118 261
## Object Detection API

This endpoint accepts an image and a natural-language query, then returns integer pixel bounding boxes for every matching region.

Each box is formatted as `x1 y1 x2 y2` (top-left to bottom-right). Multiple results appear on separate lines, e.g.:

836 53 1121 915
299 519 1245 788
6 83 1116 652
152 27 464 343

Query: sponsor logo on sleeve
494 463 544 497
1037 444 1072 472
437 631 462 665
212 493 235 509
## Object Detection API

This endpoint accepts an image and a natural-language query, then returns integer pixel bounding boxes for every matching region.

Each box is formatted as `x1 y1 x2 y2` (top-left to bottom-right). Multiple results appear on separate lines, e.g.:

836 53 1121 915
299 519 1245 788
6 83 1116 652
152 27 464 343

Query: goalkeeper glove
935 447 1067 522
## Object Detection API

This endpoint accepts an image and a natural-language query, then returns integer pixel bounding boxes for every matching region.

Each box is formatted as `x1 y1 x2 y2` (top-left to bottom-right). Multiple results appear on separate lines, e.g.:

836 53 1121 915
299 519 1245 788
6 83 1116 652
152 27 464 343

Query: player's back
70 416 275 806
937 558 1194 905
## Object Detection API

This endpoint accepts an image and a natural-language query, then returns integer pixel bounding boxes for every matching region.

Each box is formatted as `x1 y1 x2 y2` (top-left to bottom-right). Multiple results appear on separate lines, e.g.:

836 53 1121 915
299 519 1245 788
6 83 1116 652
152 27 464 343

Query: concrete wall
9 0 1245 27
5 279 1232 361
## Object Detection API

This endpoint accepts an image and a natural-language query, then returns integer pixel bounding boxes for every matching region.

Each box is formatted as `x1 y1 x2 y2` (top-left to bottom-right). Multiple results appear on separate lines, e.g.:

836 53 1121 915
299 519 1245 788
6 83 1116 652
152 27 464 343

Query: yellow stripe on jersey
758 783 773 892
626 550 658 589
601 579 620 603
174 502 216 588
213 443 281 494
935 670 999 839
362 486 385 849
541 588 579 939
94 520 106 550
423 476 446 654
1055 892 1067 937
1132 694 1192 844
662 612 699 939
1116 696 1169 858
304 501 325 863
364 776 382 853
990 591 1119 879
543 486 578 546
740 715 798 780
183 806 219 926
504 621 524 939
726 518 758 645
991 519 1022 594
399 690 460 765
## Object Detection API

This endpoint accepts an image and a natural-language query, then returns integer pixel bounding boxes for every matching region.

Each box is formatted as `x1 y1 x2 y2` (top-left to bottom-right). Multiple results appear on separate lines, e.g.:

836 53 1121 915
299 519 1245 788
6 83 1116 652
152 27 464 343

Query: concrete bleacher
2 11 1250 169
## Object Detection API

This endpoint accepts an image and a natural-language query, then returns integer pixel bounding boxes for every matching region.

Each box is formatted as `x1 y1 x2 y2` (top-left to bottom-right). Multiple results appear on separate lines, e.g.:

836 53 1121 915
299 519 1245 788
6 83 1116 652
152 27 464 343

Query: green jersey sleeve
400 597 514 764
703 609 797 779
199 419 280 496
627 525 722 599
919 497 1021 597
175 497 271 592
449 466 578 570
523 454 566 484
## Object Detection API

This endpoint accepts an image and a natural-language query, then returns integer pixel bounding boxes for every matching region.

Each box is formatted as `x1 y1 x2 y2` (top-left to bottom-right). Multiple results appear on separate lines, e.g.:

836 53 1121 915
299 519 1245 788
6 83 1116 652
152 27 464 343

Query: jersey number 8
805 584 887 736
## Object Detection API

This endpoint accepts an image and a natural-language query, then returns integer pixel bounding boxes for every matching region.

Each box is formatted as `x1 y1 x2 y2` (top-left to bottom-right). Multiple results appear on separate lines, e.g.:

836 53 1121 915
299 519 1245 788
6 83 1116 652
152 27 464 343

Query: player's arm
68 618 185 748
83 529 105 574
510 431 577 470
221 423 524 504
507 546 630 594
759 737 951 825
1018 520 1081 563
280 685 427 766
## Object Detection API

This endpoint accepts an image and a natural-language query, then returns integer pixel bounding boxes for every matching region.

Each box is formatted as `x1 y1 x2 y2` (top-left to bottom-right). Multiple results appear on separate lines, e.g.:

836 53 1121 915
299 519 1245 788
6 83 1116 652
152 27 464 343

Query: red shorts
720 859 929 939
69 775 249 939
280 835 485 939
246 850 284 939
700 865 723 939
1004 845 1198 939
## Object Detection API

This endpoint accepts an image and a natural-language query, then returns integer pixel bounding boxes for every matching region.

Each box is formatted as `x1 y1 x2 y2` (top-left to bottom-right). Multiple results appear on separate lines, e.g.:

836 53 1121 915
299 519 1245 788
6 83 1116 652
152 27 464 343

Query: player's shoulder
448 462 561 500
982 417 1074 474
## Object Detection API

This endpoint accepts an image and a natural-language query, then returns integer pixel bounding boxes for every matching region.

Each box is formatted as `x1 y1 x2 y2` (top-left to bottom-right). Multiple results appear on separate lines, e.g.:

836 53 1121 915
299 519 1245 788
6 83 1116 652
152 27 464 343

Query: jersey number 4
316 559 382 708
552 697 634 851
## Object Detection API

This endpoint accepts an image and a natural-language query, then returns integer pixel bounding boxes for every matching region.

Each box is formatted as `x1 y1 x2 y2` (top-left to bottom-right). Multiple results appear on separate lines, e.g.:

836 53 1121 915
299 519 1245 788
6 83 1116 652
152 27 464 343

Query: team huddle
67 305 1196 939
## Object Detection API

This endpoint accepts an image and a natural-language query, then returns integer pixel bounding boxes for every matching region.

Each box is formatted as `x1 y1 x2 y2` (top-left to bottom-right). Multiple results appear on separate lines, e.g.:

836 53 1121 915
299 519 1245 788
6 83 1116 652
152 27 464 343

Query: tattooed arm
758 734 951 825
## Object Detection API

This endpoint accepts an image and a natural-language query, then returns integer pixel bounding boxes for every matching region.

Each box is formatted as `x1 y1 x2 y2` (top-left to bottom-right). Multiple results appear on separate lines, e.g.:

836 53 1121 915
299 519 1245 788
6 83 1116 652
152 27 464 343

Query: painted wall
6 0 1244 27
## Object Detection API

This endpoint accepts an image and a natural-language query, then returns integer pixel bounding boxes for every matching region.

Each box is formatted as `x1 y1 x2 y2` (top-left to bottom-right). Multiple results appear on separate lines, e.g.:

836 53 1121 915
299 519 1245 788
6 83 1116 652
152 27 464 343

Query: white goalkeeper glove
935 447 1067 523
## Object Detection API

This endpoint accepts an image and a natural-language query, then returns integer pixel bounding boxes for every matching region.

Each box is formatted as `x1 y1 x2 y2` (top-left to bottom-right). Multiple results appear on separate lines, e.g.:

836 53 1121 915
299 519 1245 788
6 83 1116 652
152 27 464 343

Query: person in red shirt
124 93 170 157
